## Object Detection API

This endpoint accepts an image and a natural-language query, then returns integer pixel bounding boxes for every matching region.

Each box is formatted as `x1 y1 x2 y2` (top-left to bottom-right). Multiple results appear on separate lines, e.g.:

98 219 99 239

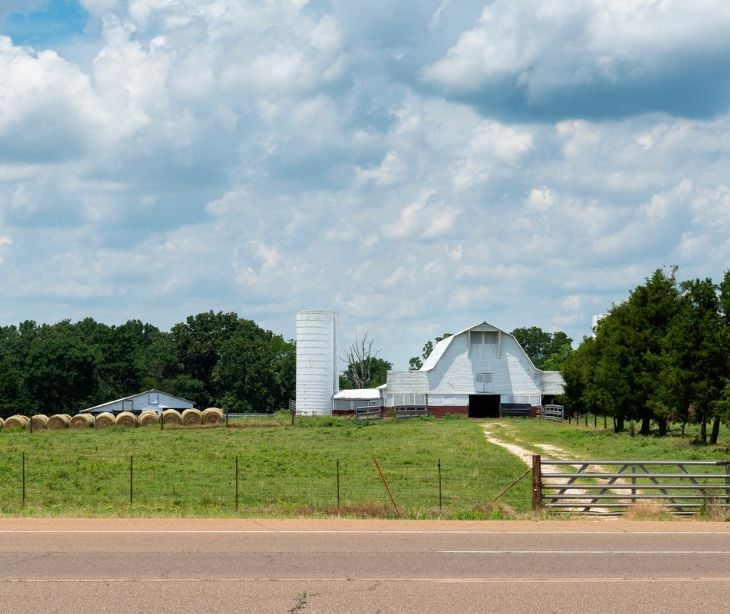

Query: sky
1 0 729 371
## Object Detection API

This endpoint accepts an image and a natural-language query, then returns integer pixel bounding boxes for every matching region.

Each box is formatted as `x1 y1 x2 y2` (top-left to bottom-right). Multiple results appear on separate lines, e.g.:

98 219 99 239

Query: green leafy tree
340 356 392 390
212 334 278 413
24 326 98 413
661 278 725 443
511 326 573 370
569 268 681 434
0 357 23 417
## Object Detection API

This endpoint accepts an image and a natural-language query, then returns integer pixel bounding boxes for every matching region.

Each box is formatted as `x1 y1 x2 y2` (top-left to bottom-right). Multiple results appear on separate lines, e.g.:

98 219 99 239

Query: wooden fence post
532 455 542 512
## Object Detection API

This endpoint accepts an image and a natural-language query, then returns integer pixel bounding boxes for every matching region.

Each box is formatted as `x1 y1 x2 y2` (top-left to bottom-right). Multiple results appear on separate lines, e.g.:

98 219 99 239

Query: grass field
2 415 727 519
0 415 530 519
490 417 730 462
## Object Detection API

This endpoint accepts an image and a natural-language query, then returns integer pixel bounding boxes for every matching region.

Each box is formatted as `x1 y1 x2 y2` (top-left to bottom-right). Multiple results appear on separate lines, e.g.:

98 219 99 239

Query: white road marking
440 550 730 555
0 530 728 535
0 577 729 584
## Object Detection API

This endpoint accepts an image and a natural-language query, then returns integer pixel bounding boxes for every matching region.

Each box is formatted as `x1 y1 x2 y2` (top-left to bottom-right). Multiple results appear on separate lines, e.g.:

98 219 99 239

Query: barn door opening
468 394 500 418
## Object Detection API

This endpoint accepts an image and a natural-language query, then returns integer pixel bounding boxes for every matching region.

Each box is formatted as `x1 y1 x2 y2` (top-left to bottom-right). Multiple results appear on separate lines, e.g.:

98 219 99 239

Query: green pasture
490 416 730 462
0 415 530 519
2 415 727 519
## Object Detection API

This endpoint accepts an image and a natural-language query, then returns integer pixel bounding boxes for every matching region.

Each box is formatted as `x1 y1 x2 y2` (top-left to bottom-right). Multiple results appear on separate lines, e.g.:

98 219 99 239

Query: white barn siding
424 329 543 399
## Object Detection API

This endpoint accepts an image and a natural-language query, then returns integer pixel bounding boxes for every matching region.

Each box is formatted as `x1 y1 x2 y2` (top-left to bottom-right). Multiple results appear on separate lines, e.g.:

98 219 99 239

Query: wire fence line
0 453 529 515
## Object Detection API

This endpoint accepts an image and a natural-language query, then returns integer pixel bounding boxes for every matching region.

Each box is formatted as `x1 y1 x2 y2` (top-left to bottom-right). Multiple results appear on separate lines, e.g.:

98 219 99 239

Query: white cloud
356 151 403 186
2 0 730 370
423 0 730 119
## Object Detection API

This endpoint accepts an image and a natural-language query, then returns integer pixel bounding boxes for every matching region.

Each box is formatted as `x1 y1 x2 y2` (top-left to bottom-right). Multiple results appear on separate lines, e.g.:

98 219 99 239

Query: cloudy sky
1 0 729 369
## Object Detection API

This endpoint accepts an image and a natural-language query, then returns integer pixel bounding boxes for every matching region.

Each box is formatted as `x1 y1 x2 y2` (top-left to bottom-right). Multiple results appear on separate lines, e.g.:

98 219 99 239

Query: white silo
296 311 339 415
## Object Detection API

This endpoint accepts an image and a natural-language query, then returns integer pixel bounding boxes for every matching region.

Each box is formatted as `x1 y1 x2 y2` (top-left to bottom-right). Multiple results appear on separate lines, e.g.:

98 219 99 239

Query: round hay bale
4 414 29 429
115 411 137 427
95 412 116 429
31 414 49 431
0 417 4 430
162 409 182 426
138 410 160 426
182 408 202 426
70 413 95 429
47 414 71 430
202 407 224 425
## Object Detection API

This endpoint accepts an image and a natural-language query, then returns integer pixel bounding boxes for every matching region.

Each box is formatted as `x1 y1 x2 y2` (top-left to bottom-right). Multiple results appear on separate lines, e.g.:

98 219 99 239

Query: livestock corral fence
532 455 730 515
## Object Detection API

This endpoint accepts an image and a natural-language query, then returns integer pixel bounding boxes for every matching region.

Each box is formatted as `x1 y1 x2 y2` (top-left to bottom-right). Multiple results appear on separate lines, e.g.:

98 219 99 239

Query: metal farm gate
531 456 730 515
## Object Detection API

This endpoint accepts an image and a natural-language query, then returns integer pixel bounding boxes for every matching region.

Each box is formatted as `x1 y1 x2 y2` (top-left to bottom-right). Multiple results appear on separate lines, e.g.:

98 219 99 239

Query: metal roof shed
80 389 195 414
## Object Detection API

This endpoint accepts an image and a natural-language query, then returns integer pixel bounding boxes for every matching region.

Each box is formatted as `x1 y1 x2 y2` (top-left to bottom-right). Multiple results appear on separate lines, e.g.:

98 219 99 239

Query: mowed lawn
0 416 531 518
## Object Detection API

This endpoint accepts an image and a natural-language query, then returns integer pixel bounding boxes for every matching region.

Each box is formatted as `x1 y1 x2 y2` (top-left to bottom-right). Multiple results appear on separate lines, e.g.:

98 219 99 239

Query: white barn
80 389 195 415
384 322 565 417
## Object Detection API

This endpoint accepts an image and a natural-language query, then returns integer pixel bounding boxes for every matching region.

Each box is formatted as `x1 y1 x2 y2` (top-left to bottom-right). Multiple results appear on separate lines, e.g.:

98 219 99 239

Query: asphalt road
0 518 728 613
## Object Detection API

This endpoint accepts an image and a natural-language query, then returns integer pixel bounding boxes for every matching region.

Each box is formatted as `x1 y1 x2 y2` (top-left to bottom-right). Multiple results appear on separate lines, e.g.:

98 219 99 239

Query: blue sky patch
3 0 88 47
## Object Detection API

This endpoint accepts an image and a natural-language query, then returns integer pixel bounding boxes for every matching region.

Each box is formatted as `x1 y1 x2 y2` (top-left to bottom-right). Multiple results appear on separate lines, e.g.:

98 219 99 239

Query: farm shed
384 322 565 418
332 386 384 415
80 389 194 415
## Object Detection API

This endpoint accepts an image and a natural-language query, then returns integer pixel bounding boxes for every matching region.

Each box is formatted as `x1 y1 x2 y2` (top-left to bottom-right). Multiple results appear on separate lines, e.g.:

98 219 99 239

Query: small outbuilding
80 389 195 415
332 386 385 415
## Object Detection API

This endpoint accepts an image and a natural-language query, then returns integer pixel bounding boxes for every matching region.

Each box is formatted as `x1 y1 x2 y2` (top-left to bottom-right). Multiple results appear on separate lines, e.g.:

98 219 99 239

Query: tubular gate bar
540 405 564 421
354 406 382 421
532 456 730 515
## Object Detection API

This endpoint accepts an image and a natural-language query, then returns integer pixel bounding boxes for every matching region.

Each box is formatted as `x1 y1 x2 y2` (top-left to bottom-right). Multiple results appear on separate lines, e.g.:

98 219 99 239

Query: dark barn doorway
468 394 500 418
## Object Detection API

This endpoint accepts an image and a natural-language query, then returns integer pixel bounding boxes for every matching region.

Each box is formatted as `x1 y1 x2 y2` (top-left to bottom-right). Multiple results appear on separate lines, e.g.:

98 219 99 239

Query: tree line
562 268 730 443
0 311 295 418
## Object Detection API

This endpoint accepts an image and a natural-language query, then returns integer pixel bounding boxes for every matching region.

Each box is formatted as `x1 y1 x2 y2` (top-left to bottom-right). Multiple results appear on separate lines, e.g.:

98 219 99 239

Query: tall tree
24 325 98 413
662 278 725 443
341 333 392 389
511 327 573 370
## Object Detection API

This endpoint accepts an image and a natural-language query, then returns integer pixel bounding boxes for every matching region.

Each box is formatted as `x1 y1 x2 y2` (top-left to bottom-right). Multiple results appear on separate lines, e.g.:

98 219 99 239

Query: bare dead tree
342 333 376 389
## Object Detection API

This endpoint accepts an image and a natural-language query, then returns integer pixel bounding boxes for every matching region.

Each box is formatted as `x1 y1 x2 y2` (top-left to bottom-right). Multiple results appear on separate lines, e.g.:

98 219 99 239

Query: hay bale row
2 408 222 431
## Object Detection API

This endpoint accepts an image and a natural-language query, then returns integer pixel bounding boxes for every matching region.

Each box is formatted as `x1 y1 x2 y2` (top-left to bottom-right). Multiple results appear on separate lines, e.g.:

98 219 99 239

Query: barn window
391 393 426 407
475 373 492 392
148 392 159 405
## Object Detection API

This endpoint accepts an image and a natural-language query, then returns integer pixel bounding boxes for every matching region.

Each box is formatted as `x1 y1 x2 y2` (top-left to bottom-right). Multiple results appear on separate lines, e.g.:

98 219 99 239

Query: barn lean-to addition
383 322 565 417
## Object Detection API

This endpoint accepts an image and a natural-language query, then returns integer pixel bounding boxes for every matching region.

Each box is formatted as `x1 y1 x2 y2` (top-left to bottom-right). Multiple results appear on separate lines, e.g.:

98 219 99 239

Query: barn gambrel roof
419 321 565 392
